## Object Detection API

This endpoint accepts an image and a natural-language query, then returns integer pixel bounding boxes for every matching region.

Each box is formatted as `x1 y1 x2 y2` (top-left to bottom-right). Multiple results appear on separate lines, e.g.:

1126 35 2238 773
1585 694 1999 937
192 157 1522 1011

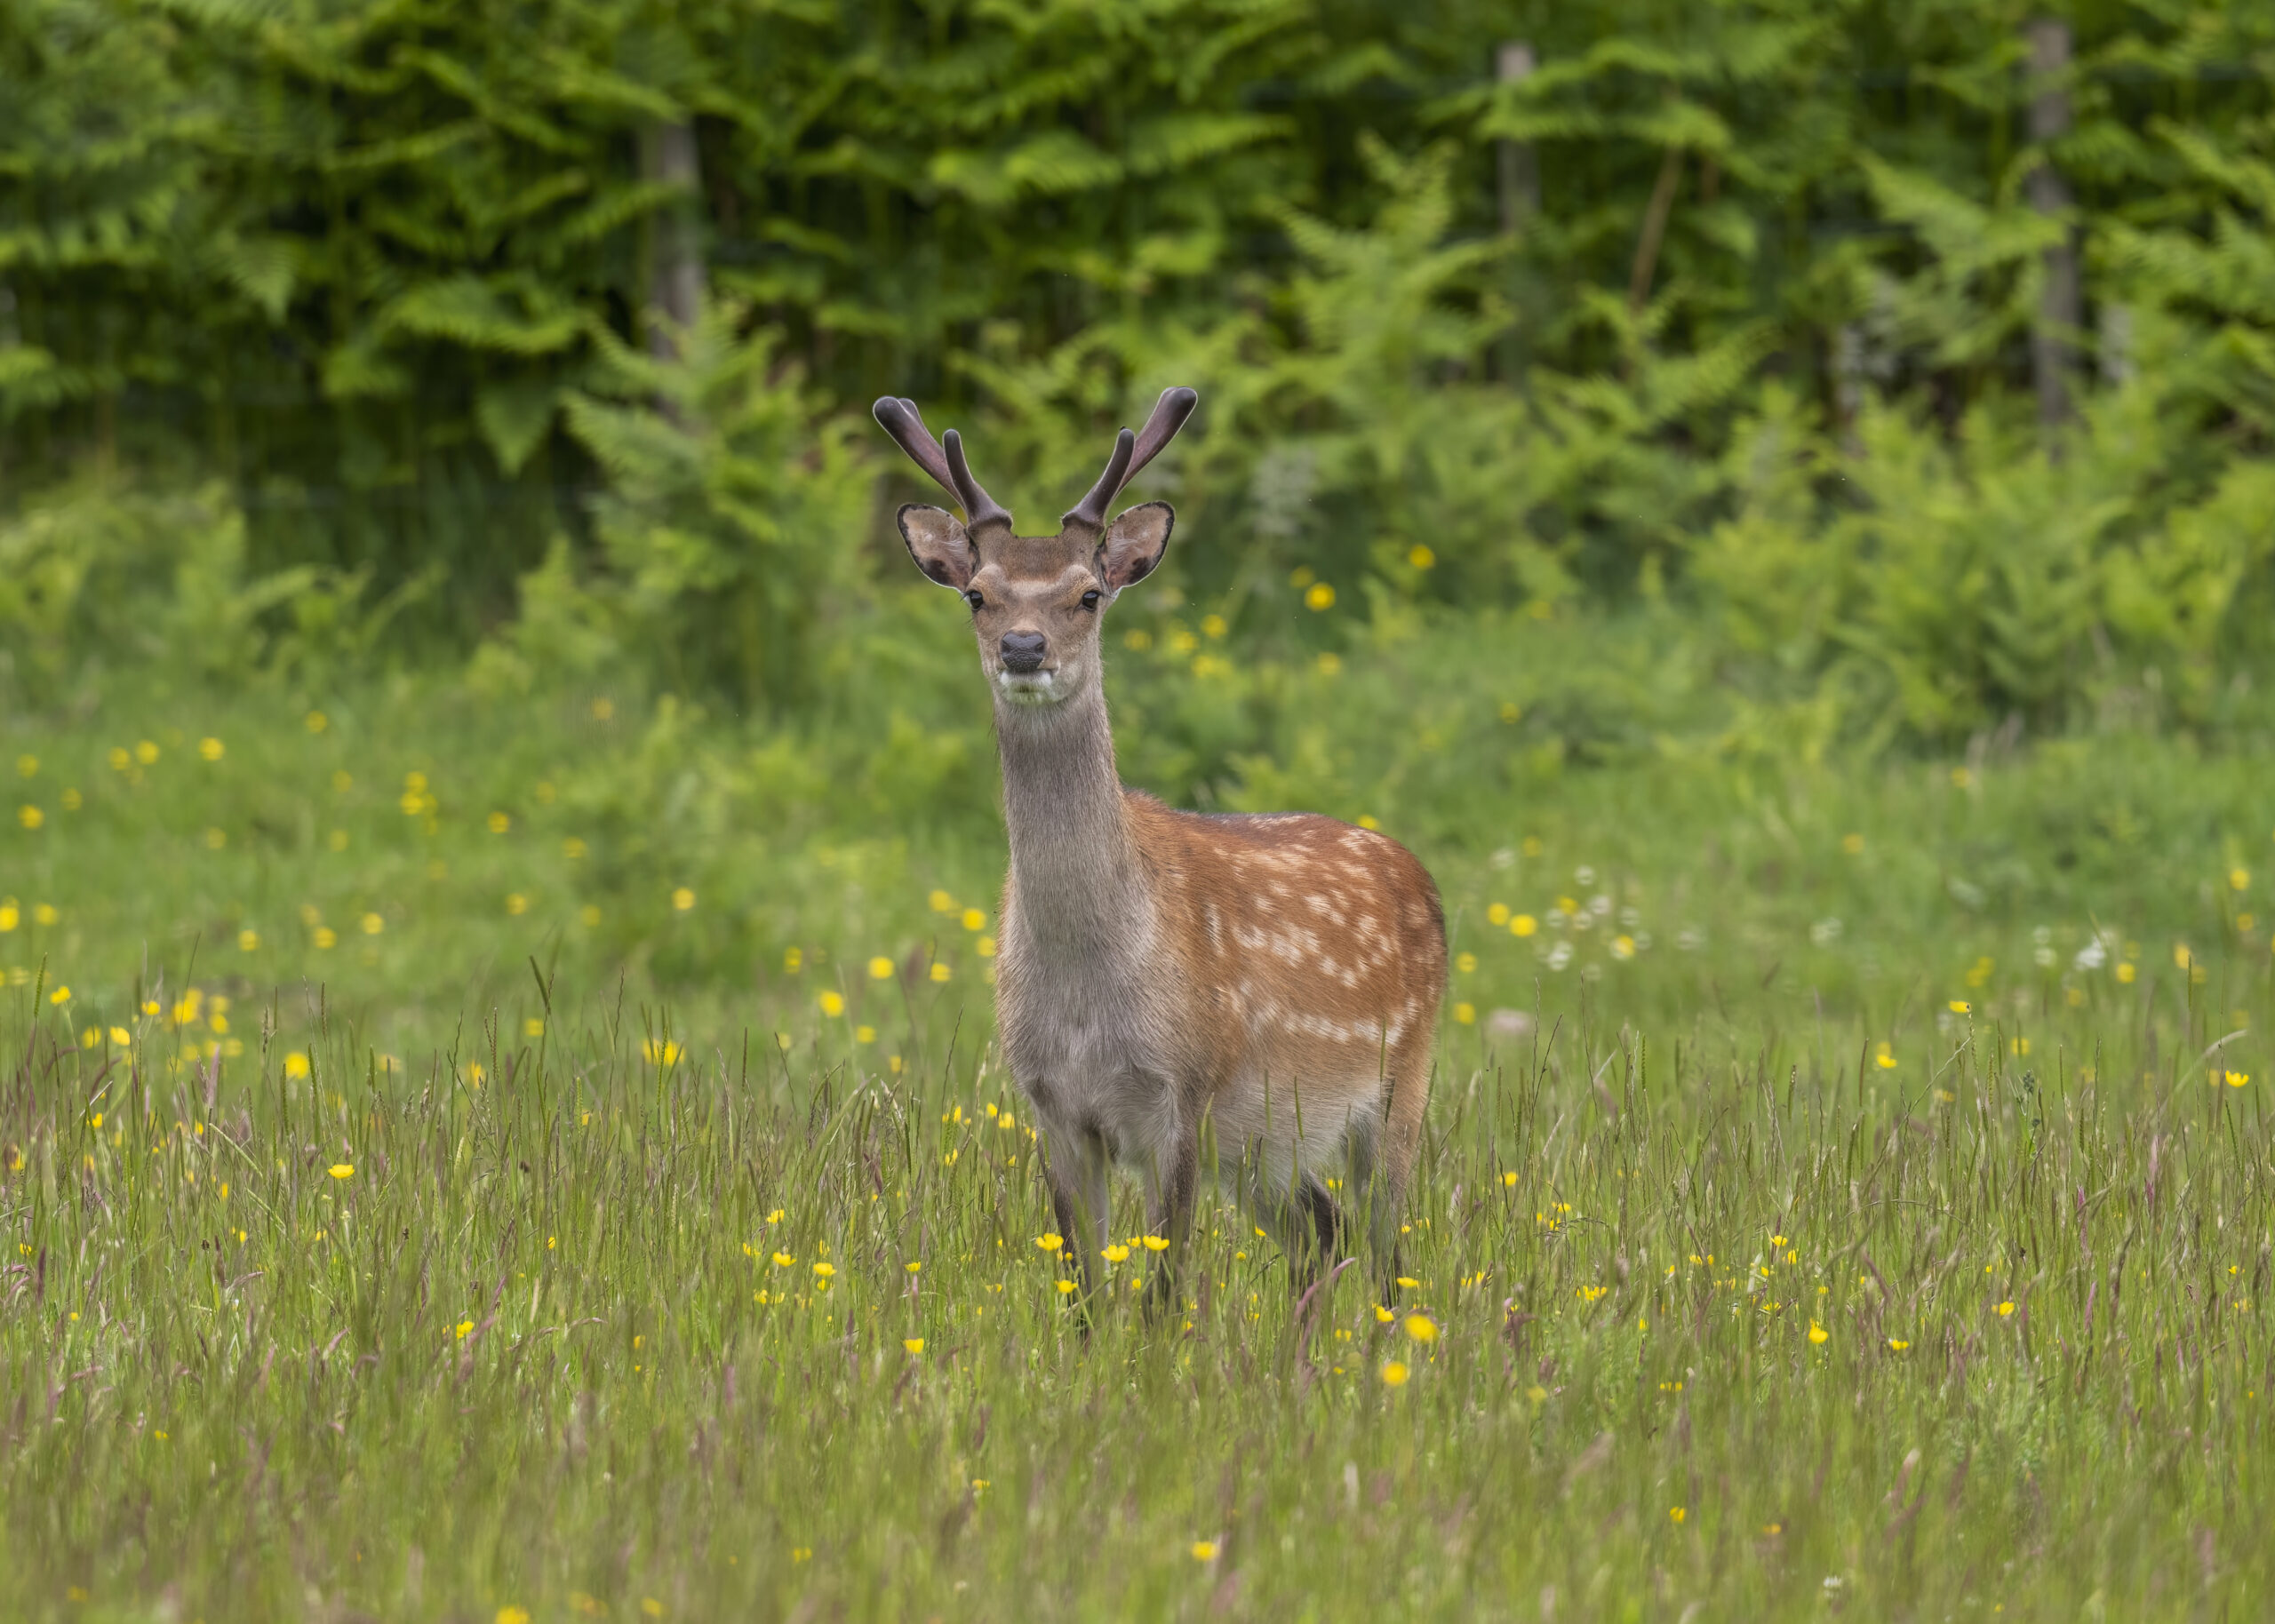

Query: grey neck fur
995 682 1149 957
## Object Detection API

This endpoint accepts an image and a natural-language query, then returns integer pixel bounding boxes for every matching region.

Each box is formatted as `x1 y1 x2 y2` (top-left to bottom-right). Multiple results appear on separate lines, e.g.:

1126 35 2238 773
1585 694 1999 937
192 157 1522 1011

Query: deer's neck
995 684 1149 954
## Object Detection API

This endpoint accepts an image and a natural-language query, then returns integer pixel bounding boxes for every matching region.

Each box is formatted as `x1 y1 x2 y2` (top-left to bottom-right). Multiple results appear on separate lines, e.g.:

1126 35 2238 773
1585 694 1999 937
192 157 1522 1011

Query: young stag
874 389 1446 1302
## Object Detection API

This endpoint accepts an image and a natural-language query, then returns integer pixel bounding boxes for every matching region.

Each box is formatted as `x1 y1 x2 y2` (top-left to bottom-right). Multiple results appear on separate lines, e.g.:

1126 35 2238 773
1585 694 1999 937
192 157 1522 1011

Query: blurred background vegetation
4 0 2272 840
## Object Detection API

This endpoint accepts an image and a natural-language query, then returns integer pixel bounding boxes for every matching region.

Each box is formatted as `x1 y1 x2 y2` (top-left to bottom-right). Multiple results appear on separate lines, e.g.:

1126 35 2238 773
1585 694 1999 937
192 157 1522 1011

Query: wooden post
2025 19 2078 434
645 121 706 360
1496 43 1538 234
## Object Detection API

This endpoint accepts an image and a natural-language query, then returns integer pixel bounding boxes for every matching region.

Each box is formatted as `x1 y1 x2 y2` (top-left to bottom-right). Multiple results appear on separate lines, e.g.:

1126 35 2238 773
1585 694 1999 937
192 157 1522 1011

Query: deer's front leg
1143 1122 1199 1320
1042 1126 1112 1303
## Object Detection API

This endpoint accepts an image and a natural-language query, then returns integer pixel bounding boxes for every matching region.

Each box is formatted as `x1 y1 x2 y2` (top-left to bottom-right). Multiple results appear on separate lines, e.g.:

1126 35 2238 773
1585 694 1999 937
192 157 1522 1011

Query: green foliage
476 305 874 716
1698 347 2275 747
0 475 432 704
4 0 2274 757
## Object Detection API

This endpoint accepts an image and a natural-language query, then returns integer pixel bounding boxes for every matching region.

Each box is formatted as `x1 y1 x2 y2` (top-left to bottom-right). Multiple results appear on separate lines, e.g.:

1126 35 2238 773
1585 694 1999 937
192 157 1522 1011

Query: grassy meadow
4 654 2274 1621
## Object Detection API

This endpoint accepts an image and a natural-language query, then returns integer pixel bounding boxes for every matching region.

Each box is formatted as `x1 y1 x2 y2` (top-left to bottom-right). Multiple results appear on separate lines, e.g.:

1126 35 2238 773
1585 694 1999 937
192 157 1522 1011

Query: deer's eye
964 590 985 611
1080 590 1100 611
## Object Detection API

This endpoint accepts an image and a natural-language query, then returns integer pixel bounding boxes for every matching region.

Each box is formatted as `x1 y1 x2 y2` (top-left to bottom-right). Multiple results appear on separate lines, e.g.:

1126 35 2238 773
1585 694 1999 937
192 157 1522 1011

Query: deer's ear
1098 501 1173 590
898 504 976 590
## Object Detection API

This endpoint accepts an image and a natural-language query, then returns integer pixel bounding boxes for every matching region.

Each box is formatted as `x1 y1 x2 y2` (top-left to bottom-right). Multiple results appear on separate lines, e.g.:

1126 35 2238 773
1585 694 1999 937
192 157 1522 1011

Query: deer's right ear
898 504 977 590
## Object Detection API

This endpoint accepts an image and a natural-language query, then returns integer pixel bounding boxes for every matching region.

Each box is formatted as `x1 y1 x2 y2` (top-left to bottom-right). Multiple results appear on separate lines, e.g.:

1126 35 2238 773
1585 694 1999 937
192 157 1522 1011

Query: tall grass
4 670 2273 1617
4 950 2271 1618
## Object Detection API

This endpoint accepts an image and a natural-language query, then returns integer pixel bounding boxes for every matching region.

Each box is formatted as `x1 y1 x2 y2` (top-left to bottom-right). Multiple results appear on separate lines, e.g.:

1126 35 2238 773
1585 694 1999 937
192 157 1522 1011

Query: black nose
1000 631 1048 673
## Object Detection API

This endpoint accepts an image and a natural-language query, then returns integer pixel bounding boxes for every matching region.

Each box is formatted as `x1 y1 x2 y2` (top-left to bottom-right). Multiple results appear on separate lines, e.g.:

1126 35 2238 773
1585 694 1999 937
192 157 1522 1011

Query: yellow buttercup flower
903 1338 924 1355
1380 1360 1409 1387
1403 1315 1437 1343
328 1164 353 1180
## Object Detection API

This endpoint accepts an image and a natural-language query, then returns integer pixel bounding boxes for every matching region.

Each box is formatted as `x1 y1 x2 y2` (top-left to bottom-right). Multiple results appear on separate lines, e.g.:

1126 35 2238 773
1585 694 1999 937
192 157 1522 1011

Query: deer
874 388 1447 1310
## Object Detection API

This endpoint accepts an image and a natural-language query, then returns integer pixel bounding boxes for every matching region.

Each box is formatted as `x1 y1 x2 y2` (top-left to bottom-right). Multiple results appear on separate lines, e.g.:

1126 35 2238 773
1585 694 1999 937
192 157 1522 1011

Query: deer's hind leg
1239 1145 1343 1294
1350 1050 1431 1302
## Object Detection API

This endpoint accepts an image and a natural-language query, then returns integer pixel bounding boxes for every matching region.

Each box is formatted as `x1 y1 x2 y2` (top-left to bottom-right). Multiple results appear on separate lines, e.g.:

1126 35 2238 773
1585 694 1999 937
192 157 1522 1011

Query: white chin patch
995 670 1066 705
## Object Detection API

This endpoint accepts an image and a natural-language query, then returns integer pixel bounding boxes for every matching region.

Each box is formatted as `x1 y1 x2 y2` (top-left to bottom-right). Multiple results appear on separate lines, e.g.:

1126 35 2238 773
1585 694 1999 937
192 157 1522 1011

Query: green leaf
475 378 561 475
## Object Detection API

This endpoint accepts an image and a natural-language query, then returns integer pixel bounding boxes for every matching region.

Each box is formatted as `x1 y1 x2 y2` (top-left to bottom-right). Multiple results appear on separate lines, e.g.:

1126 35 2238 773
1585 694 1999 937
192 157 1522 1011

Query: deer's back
1135 796 1446 1124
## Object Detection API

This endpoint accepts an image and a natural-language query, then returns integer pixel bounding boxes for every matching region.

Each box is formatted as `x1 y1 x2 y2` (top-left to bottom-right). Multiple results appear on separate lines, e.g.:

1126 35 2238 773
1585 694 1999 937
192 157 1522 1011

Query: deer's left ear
1098 502 1173 590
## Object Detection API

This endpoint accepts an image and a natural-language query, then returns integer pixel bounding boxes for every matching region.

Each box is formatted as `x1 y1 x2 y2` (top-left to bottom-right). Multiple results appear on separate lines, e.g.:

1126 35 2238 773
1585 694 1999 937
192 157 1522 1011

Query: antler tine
874 398 1013 533
1063 386 1198 532
1062 428 1135 532
1124 386 1199 485
942 428 1013 535
873 397 954 491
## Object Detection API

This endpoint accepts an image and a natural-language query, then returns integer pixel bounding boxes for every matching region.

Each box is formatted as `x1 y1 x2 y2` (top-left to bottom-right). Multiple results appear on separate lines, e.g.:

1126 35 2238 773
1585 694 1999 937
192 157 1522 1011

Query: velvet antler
1063 387 1198 532
873 397 1012 535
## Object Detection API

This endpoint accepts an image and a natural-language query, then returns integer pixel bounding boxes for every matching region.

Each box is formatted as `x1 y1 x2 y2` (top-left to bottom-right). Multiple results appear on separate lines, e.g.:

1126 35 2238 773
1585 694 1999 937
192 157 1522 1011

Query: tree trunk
645 122 706 359
1496 43 1538 234
2025 19 2078 437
